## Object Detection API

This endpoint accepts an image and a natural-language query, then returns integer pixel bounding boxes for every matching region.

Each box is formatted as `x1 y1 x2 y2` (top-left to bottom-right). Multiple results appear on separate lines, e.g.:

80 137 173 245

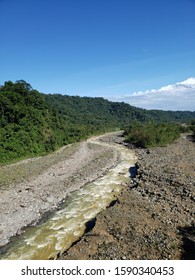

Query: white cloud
113 77 195 111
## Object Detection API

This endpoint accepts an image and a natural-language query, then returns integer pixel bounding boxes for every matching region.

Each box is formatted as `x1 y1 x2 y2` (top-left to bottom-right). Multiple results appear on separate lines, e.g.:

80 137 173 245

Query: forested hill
45 94 195 126
0 80 195 163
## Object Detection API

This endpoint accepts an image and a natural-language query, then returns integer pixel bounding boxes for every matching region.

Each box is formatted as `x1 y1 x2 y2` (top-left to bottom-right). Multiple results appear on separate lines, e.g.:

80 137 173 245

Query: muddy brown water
0 140 137 260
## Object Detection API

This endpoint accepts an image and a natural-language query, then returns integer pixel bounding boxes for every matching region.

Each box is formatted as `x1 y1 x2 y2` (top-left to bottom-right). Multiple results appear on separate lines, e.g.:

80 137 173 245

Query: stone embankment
60 134 195 260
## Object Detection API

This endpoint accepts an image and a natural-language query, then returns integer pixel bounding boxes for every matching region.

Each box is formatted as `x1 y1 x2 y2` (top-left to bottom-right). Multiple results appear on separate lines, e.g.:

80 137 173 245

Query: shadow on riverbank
178 225 195 260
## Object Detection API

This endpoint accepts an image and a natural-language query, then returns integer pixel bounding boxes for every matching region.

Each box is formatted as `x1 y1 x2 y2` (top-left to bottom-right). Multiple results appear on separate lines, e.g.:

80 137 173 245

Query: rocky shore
59 134 195 260
0 132 194 260
0 135 119 248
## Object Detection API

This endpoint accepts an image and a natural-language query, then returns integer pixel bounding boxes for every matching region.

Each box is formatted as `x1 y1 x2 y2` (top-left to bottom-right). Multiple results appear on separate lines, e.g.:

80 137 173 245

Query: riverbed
0 132 137 259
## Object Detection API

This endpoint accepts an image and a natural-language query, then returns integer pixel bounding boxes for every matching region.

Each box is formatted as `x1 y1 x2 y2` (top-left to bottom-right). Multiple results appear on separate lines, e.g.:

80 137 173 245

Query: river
0 138 137 260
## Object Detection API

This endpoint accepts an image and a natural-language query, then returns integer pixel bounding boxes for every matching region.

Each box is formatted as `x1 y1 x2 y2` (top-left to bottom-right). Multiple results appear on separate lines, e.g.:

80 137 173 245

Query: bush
124 122 180 148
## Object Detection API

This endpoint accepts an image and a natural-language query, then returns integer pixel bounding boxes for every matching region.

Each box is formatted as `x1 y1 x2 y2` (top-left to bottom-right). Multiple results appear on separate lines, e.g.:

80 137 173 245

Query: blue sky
0 0 195 110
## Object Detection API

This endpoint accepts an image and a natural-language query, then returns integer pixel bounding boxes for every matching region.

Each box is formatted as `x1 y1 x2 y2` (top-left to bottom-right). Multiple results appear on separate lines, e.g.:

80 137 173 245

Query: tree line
0 80 195 163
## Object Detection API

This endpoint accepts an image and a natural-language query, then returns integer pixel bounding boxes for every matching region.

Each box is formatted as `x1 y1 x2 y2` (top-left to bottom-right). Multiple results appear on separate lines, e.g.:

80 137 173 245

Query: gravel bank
0 134 120 247
60 134 195 260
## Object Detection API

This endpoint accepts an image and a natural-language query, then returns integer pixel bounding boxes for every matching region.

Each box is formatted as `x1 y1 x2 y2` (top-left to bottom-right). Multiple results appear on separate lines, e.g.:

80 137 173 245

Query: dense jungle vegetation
0 80 195 163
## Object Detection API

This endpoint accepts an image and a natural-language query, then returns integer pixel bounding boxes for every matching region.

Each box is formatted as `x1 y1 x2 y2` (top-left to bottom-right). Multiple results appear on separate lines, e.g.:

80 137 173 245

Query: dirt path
59 135 195 260
0 133 120 247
